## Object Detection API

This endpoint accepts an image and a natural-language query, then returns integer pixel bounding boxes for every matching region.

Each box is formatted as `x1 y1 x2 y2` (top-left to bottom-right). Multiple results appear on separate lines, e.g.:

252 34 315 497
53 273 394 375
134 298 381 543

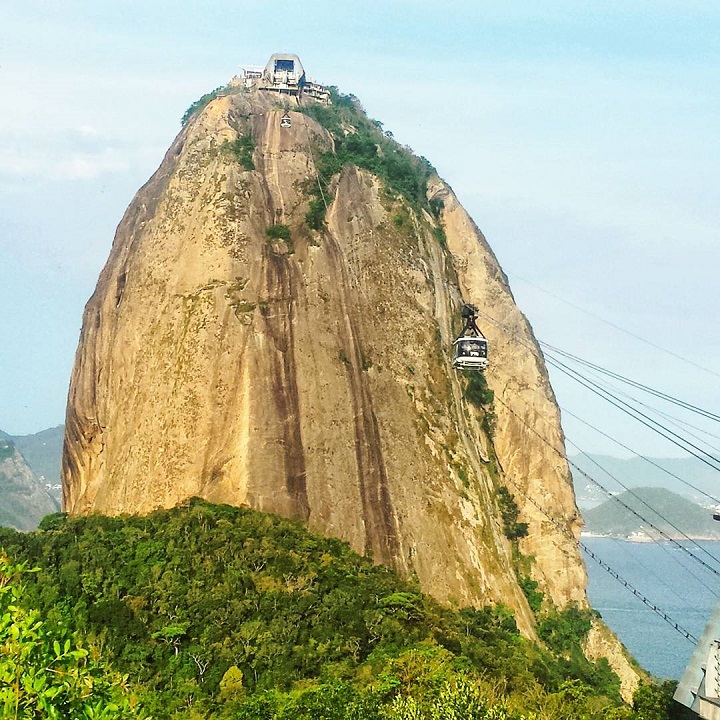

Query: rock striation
62 77 633 692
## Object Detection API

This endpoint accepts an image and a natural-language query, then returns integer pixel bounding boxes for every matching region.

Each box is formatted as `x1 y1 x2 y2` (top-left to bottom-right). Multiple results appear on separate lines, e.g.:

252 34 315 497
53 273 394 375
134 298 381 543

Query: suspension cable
474 308 720 435
494 394 720 580
582 372 720 456
471 307 720 495
542 342 720 423
299 109 329 213
560 406 720 513
494 447 700 645
579 541 698 644
508 271 720 381
542 351 720 482
547 355 720 495
478 310 720 504
564 438 720 587
550 349 720 451
454 307 716 642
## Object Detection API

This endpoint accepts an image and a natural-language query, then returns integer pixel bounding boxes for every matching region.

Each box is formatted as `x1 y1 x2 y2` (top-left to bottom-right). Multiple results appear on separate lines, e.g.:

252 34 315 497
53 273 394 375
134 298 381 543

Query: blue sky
1 1 719 460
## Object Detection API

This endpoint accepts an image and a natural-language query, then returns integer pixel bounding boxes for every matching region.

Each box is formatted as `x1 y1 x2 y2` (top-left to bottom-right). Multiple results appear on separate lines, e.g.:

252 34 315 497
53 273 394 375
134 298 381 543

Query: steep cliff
63 79 608 653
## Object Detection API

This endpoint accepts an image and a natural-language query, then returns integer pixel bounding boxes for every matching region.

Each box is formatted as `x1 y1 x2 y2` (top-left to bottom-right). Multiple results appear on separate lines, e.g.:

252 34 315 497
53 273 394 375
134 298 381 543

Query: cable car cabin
452 336 489 370
452 303 489 370
280 113 292 128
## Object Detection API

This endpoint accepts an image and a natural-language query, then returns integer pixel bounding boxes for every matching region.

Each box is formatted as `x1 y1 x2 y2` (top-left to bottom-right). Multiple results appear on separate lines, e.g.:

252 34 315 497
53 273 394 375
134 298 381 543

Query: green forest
0 500 692 719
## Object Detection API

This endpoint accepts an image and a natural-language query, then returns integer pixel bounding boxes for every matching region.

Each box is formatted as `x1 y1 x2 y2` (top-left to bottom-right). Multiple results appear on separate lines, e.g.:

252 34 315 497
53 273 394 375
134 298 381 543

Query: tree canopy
0 500 688 719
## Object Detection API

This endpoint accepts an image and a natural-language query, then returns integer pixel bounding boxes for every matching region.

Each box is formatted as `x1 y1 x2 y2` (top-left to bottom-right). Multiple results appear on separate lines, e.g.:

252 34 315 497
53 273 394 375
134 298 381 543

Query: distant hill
570 453 720 510
0 436 59 531
11 424 64 501
582 486 720 540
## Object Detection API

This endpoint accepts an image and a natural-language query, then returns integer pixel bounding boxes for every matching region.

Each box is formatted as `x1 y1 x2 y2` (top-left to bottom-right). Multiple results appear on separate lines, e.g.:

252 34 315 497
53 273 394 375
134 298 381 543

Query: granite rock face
63 84 609 654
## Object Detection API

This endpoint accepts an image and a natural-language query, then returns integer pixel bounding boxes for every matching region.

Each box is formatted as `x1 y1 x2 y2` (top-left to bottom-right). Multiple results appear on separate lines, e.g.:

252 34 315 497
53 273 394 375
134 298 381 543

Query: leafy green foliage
496 487 529 541
428 196 445 218
538 605 594 655
462 370 496 437
181 86 228 126
632 680 695 720
304 196 326 230
463 371 494 408
266 224 292 241
224 134 255 170
432 226 448 249
0 502 674 717
37 512 69 531
266 224 294 254
519 576 544 613
533 605 624 703
0 553 142 718
299 88 436 229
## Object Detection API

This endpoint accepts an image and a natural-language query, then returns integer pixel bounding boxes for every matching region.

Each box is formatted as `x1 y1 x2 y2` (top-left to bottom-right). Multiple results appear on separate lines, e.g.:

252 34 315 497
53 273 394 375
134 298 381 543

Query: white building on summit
240 53 329 103
263 53 305 92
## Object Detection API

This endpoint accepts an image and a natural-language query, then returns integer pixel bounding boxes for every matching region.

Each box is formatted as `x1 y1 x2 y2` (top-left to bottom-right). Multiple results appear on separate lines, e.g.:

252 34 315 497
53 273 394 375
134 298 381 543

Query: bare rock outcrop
63 84 609 643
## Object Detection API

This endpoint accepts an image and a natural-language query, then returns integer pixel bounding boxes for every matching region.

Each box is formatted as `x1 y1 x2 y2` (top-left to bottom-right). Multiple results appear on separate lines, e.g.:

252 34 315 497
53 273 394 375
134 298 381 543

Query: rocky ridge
0 436 59 531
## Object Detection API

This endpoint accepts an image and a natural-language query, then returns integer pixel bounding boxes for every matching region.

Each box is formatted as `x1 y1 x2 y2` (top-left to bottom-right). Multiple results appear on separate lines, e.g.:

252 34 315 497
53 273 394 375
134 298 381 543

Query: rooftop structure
239 53 329 103
241 65 263 80
303 79 330 103
264 53 305 91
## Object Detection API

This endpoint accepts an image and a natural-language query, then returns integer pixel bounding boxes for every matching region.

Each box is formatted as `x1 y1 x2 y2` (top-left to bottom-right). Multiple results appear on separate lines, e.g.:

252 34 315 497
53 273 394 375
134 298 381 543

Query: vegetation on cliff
181 86 231 127
224 134 256 171
0 501 687 719
299 88 436 229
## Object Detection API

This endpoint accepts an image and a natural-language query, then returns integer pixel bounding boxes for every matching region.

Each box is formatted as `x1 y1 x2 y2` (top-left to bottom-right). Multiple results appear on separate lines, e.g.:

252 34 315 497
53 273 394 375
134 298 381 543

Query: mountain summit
62 56 630 687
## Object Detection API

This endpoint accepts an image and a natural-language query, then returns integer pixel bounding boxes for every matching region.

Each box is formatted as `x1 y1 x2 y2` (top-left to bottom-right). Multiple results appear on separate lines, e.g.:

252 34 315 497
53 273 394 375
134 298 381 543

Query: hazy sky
1 1 718 460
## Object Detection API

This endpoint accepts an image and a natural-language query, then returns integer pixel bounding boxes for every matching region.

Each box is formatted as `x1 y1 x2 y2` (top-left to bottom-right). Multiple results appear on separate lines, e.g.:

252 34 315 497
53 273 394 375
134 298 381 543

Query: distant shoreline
581 532 720 543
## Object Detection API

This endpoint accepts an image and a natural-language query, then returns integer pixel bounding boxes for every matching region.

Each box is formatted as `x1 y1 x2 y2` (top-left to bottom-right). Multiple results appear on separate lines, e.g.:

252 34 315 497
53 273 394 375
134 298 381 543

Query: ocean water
582 537 720 679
